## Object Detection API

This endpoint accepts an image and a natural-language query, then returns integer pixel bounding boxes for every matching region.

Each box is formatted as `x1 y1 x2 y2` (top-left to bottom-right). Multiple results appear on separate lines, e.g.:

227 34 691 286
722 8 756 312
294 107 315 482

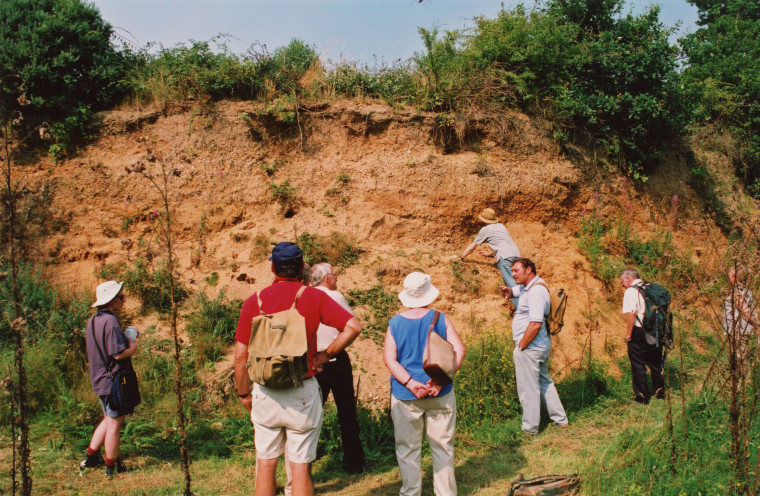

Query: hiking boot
79 452 104 470
105 461 127 478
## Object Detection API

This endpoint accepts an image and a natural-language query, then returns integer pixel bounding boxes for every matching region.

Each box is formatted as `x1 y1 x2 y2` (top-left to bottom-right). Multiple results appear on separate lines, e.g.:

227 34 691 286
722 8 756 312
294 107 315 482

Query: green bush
269 178 297 214
0 0 125 155
456 329 520 429
100 256 189 314
184 289 242 365
345 285 398 344
298 231 363 268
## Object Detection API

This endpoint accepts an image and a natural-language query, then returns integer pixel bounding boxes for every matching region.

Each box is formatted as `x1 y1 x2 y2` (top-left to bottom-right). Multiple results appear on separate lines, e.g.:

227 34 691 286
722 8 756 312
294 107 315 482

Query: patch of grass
184 289 242 365
456 329 520 430
298 231 363 268
450 260 481 295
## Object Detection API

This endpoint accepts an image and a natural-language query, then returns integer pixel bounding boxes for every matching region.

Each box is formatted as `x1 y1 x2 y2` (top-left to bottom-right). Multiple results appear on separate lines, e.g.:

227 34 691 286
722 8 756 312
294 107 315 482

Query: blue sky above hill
91 0 698 65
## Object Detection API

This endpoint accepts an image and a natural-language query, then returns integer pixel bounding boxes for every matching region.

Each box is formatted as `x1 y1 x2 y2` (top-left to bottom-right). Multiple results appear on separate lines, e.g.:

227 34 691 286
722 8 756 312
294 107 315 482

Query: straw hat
92 280 123 308
398 272 440 308
478 208 499 224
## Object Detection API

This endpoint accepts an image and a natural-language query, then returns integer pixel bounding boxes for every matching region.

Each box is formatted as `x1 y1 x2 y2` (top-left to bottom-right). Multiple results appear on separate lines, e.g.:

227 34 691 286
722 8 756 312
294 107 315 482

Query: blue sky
90 0 699 65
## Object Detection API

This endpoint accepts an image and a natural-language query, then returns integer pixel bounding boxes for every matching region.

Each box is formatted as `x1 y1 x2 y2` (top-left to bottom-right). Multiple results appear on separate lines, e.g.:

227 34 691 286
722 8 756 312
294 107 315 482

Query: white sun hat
398 272 440 308
91 280 124 308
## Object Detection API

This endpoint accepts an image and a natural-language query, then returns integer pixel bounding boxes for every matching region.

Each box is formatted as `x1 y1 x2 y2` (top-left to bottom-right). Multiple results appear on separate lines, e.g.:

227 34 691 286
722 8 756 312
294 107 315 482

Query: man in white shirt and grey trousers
502 258 568 435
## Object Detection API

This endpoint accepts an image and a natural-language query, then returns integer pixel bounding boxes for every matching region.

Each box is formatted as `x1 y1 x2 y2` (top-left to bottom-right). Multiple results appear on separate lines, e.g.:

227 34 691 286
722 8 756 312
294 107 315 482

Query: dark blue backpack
634 283 673 348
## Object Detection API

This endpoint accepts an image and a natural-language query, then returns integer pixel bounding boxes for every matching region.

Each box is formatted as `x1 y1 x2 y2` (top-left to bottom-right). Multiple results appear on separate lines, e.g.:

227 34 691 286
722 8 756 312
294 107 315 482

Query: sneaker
555 422 569 429
79 452 104 470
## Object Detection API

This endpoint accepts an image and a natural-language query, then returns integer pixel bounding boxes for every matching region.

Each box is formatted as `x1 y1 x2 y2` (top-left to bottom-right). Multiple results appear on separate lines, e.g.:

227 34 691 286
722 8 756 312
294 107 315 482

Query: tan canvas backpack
532 281 568 336
246 286 314 388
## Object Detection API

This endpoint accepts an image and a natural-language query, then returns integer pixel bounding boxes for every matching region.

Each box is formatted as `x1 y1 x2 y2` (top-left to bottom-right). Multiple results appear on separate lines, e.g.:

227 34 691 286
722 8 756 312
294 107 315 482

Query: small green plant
250 233 272 261
336 173 351 184
231 232 250 243
259 158 283 176
121 214 138 233
298 231 363 268
238 113 263 140
205 272 219 286
269 179 297 214
346 285 398 344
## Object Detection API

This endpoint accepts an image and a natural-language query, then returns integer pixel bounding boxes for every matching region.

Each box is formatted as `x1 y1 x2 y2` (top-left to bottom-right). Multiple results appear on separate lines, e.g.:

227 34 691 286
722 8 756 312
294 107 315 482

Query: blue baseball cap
269 242 303 264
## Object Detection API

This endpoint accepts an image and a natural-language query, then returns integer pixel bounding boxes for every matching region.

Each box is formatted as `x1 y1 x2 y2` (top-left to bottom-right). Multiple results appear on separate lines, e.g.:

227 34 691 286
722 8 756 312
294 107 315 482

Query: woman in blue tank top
383 272 465 496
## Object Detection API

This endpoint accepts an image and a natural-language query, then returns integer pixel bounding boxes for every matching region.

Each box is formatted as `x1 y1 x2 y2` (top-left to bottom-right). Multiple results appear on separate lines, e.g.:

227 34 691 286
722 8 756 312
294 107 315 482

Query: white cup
125 326 139 343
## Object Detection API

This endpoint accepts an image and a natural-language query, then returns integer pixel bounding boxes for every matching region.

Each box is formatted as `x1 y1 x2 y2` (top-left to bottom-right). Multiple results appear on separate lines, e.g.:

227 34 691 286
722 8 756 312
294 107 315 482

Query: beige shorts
251 377 323 463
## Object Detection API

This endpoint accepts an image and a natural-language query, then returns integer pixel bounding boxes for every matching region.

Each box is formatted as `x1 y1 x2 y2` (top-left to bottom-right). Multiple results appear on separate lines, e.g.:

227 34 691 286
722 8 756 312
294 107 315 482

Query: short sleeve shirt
85 310 133 395
511 276 551 351
473 223 520 261
622 279 646 327
314 286 355 352
234 278 353 379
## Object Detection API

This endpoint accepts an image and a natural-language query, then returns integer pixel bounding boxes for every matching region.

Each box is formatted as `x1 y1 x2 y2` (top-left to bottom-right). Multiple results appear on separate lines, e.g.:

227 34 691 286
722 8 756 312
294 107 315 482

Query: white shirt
622 279 646 327
315 286 355 352
511 276 551 351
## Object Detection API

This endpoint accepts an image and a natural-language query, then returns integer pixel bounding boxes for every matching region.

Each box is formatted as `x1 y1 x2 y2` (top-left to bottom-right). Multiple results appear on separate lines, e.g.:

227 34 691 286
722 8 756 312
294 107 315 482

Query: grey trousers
391 392 457 496
513 346 568 434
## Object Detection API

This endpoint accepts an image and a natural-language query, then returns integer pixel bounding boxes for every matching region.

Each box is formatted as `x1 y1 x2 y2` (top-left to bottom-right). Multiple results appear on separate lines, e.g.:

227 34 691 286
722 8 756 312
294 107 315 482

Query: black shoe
79 452 104 470
631 396 650 405
654 388 665 400
105 461 127 478
344 463 365 475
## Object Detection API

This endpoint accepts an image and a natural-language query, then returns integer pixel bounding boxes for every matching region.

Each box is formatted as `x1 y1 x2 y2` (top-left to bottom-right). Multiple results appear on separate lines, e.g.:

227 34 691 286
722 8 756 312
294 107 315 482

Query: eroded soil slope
18 99 715 405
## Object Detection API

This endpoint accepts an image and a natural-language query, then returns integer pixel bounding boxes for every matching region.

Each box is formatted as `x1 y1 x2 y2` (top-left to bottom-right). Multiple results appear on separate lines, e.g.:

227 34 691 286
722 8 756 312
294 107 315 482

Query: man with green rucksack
233 242 362 496
620 268 673 404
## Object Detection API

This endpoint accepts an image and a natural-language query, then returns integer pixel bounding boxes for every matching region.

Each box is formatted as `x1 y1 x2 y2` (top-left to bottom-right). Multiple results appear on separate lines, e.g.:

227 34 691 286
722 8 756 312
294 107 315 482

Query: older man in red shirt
234 242 362 496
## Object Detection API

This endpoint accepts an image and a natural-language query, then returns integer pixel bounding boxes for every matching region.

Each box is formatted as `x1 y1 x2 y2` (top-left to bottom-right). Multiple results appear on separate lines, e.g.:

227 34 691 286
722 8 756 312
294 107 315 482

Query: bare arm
314 317 362 369
625 313 637 341
458 242 479 259
383 327 429 399
234 341 252 411
113 339 137 360
518 322 542 350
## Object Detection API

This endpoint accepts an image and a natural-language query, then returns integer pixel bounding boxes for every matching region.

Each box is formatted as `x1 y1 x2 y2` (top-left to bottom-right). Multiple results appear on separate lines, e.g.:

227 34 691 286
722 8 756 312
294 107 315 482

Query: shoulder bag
422 311 456 386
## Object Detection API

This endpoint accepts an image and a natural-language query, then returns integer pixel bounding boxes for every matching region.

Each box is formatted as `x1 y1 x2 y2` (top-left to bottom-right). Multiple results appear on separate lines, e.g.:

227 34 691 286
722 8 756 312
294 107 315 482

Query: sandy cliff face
15 99 717 405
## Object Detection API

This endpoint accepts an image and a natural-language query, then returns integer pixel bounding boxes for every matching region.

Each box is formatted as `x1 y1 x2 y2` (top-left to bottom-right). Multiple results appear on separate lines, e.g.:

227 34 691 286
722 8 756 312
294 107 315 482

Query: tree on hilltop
0 0 123 157
681 0 760 195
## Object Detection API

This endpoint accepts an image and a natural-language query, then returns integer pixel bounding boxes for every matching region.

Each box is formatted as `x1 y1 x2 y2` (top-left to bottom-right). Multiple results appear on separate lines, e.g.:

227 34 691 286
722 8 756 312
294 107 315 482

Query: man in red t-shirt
234 242 362 496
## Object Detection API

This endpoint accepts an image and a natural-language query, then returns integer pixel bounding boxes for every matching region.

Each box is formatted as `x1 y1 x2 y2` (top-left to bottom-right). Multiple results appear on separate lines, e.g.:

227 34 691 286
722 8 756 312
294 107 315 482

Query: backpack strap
632 283 648 328
89 311 115 379
256 285 308 315
424 311 442 364
529 281 551 317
